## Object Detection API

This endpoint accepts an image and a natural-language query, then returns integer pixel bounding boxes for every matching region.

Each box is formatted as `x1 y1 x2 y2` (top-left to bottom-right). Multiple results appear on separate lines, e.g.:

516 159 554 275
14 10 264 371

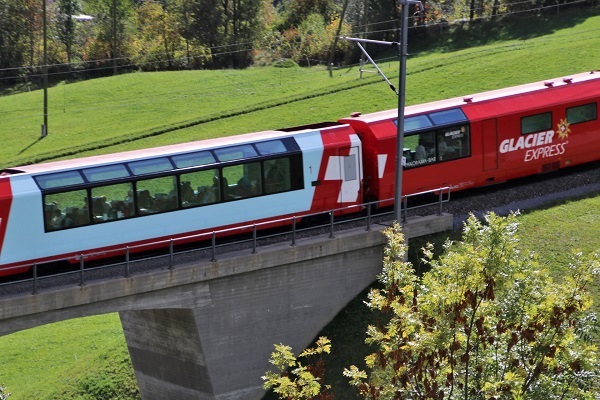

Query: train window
344 154 357 181
404 131 436 168
128 158 173 176
172 151 216 169
90 183 134 222
135 175 178 214
82 164 130 183
264 158 291 194
35 171 84 190
521 112 552 135
222 162 261 199
215 145 257 162
567 103 597 124
437 125 470 161
180 169 221 207
44 189 90 231
429 108 468 125
256 140 287 155
402 115 433 133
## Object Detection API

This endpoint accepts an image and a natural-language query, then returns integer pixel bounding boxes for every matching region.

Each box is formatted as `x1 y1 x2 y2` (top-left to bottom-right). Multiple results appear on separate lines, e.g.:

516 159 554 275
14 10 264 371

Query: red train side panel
341 72 600 204
311 125 363 215
0 178 11 256
463 73 600 184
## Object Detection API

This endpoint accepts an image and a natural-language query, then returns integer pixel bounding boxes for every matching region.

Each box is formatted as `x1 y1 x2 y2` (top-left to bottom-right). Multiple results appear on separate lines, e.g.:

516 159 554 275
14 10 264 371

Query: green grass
0 314 139 399
1 7 600 399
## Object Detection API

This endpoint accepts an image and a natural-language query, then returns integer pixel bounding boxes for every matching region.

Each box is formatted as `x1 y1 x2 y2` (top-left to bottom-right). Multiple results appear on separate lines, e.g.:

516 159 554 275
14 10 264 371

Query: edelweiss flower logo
557 118 571 140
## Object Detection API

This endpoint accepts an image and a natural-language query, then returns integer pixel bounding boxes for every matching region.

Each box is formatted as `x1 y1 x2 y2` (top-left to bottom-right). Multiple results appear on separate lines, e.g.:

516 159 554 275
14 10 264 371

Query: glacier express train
0 71 599 276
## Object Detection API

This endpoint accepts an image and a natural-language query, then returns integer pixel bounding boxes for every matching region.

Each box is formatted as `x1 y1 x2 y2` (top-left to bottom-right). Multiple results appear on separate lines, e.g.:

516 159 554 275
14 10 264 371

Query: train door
482 119 498 171
330 146 361 205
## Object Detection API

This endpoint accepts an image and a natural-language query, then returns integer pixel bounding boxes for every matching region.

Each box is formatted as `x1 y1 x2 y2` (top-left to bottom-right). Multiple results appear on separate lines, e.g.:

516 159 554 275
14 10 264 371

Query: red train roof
340 71 600 125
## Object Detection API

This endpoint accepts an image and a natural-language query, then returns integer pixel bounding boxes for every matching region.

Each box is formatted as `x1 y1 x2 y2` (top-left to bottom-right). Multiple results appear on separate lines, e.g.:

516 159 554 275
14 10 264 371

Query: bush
273 59 299 68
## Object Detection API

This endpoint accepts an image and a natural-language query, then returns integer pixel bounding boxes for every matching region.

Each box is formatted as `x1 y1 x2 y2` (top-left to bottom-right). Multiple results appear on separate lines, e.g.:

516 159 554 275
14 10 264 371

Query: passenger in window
437 135 447 159
415 139 427 160
236 176 253 197
199 186 216 204
180 181 195 205
45 203 61 230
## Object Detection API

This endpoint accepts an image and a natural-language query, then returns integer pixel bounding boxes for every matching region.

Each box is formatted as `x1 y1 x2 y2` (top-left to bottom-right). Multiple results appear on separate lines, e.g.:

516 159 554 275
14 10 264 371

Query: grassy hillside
0 7 599 399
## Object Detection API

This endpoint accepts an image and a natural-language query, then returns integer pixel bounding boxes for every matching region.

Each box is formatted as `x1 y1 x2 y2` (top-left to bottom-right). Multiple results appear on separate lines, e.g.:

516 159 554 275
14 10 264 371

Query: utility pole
394 0 421 224
328 0 349 77
341 0 421 224
42 0 48 137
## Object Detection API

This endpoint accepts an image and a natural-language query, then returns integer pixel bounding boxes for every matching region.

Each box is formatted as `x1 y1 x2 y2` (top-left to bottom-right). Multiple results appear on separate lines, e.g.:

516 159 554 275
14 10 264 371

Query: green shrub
272 58 299 68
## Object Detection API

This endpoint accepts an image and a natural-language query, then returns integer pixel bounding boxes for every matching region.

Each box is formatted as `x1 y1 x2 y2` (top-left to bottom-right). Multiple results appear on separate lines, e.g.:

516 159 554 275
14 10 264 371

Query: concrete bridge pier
119 226 393 400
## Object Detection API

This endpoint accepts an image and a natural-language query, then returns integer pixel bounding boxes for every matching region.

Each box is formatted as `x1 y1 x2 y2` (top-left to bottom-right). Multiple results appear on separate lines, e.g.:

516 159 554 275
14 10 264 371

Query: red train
0 71 599 276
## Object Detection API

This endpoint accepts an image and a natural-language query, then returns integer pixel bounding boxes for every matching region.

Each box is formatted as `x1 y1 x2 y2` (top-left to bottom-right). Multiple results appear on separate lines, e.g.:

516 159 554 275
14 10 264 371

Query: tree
56 0 81 66
187 0 263 68
263 336 334 400
133 1 182 70
84 0 135 73
265 212 600 399
0 0 44 84
345 213 600 399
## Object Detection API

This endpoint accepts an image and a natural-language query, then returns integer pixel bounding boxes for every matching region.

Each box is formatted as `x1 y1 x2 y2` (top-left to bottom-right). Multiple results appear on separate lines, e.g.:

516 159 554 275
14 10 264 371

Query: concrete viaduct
0 214 452 400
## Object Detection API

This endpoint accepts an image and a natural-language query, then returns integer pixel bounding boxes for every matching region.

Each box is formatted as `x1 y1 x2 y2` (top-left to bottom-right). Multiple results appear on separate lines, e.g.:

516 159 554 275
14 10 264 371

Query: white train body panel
0 125 364 272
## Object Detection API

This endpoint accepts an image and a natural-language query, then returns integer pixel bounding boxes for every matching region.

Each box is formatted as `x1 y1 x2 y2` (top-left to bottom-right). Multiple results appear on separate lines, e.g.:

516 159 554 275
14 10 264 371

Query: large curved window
404 124 470 169
136 176 178 214
44 189 90 231
180 169 220 207
39 137 304 231
90 183 134 222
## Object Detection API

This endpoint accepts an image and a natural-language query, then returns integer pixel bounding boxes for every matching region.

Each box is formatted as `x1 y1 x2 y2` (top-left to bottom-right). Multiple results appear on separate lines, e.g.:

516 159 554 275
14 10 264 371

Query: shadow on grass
18 136 46 156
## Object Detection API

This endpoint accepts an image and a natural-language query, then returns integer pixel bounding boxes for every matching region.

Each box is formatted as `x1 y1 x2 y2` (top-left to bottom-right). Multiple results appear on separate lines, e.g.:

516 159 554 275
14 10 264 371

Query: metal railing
0 187 450 295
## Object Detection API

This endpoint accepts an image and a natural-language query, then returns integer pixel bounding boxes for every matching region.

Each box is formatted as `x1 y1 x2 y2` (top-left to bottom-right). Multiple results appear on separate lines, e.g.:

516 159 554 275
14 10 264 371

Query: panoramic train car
0 71 598 277
0 124 363 276
340 71 600 206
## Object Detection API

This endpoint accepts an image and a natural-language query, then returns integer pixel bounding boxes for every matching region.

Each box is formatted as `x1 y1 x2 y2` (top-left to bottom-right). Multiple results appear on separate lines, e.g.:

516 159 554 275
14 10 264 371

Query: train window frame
429 108 468 125
214 144 258 162
172 151 216 169
403 131 436 168
43 188 90 231
135 175 179 215
35 171 85 190
567 103 597 124
403 123 471 169
128 157 174 176
82 164 130 183
402 115 433 133
222 161 262 200
521 112 552 135
179 168 221 207
255 140 288 155
88 182 135 223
